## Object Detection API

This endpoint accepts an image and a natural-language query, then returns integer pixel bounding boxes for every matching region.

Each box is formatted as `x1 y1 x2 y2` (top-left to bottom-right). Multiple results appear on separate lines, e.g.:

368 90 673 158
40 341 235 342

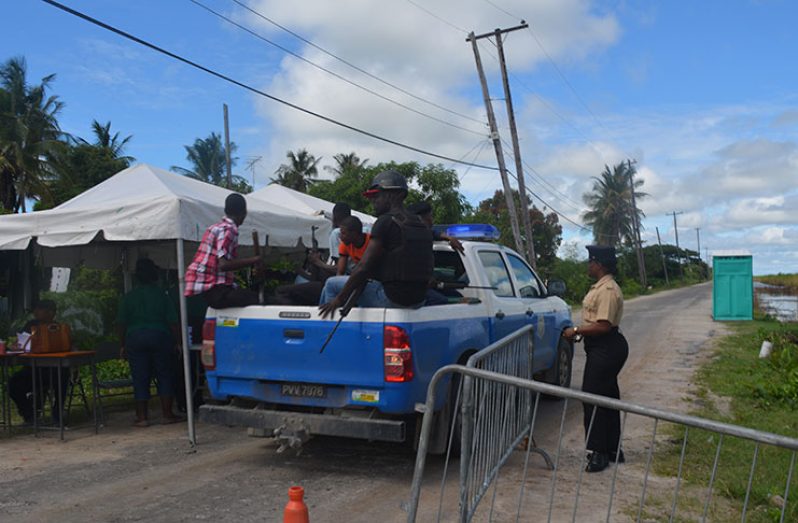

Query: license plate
280 383 327 398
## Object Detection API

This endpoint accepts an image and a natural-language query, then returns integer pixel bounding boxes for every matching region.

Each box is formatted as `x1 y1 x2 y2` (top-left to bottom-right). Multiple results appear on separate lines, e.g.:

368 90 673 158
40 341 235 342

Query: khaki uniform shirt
582 274 624 327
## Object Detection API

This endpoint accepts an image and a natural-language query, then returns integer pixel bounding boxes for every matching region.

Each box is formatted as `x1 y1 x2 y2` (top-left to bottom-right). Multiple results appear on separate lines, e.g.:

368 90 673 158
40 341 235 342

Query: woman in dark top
117 258 180 427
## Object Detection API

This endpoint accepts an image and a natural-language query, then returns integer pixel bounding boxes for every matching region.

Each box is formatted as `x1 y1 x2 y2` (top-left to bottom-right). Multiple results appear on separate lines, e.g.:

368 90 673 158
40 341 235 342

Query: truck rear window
433 250 468 285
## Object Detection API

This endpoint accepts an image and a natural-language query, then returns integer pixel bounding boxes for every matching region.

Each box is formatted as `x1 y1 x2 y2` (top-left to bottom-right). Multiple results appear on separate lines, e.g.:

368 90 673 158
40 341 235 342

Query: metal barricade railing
458 326 554 522
407 365 798 523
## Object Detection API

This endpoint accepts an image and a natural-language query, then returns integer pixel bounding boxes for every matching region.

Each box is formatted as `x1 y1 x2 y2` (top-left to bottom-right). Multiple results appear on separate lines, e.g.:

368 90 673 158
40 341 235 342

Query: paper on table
17 332 32 352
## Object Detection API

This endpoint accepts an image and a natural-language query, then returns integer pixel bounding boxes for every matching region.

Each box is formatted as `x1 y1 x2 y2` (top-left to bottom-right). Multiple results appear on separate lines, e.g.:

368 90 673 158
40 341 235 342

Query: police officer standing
319 170 433 317
562 245 628 473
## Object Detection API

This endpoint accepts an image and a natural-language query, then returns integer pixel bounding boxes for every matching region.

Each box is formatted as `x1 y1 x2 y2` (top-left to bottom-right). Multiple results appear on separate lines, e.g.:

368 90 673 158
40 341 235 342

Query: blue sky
4 0 797 274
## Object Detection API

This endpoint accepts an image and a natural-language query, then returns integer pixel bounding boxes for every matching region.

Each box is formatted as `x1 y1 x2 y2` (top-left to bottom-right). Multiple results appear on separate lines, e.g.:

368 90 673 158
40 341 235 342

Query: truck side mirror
547 278 567 297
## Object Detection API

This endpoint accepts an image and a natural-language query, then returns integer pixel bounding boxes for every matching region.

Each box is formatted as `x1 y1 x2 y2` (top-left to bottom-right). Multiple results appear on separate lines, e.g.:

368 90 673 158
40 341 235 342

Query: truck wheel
543 336 572 392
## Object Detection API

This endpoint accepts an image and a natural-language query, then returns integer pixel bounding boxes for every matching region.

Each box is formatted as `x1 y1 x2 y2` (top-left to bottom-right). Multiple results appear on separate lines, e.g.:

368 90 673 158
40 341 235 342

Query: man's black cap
363 170 408 196
586 245 616 267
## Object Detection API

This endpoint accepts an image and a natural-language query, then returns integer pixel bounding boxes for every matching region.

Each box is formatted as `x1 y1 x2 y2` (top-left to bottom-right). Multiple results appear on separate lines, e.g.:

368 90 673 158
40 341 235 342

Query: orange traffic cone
283 486 309 523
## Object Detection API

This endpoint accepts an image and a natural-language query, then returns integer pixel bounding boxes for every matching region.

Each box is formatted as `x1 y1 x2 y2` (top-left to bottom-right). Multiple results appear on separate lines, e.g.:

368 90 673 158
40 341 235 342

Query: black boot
586 452 610 473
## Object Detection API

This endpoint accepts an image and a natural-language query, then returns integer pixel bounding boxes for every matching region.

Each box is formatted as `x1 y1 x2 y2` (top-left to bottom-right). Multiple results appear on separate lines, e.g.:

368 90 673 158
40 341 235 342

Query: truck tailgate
211 306 386 387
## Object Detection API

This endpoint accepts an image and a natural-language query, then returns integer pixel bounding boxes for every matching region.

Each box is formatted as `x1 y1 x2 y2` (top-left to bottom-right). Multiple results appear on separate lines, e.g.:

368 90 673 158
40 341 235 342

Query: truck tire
543 336 573 392
424 372 464 456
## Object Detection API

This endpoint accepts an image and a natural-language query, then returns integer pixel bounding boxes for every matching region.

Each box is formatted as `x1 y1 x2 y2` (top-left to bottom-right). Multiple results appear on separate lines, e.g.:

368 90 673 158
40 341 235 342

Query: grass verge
648 318 798 522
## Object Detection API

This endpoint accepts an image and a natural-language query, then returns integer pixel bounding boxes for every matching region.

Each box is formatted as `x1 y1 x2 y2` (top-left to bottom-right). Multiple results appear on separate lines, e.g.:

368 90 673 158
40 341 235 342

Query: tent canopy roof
0 164 330 251
249 184 375 225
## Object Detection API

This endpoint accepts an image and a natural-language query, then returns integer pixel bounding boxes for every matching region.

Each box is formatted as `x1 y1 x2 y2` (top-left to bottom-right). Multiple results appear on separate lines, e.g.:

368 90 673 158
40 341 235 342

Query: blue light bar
443 223 500 241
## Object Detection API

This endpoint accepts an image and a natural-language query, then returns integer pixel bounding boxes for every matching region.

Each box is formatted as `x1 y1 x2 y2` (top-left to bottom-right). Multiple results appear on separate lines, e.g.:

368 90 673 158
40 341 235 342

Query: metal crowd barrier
407 364 798 522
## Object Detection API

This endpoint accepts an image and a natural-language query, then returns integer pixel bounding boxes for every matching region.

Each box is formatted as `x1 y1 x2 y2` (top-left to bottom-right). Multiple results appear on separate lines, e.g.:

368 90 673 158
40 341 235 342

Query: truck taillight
202 319 216 341
384 325 413 383
201 319 216 370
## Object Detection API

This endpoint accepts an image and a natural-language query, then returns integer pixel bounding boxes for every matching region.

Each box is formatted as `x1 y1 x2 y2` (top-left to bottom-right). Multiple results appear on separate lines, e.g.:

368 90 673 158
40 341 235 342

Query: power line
403 0 469 34
229 0 487 127
505 166 590 232
41 0 499 171
478 0 613 136
499 139 584 212
190 0 485 137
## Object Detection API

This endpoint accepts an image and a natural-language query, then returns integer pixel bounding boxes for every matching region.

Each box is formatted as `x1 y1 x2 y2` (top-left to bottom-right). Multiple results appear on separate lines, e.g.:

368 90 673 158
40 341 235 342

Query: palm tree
272 149 320 192
0 56 63 212
171 132 231 185
171 133 252 193
82 120 134 162
582 161 647 246
324 152 368 177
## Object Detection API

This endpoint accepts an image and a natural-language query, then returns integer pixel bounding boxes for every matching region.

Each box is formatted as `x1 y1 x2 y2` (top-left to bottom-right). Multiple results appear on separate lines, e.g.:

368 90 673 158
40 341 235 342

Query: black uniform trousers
202 284 259 309
581 328 629 453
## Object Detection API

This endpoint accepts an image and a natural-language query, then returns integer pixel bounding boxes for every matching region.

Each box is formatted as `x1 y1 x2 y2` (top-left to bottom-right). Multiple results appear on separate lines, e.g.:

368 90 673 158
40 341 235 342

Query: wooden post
495 24 537 268
223 103 233 189
656 226 669 286
467 29 524 255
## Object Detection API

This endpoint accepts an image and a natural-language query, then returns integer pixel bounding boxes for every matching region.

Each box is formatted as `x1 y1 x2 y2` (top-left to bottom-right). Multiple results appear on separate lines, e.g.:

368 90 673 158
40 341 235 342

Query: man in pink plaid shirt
185 194 263 309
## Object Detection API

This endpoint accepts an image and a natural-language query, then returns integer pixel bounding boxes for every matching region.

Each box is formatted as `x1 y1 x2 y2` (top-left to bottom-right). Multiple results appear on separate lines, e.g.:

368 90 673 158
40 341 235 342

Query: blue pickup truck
199 226 573 452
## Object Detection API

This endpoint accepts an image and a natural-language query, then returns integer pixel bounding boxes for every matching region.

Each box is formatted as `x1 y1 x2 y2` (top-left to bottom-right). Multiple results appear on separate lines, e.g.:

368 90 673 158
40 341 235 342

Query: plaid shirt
184 217 238 296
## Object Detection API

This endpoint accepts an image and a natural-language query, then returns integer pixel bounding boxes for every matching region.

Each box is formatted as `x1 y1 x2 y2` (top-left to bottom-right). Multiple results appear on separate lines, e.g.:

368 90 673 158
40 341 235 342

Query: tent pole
176 238 196 446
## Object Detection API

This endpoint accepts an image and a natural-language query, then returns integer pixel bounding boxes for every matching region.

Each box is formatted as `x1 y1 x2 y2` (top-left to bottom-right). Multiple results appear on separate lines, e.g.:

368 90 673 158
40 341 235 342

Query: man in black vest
319 170 433 318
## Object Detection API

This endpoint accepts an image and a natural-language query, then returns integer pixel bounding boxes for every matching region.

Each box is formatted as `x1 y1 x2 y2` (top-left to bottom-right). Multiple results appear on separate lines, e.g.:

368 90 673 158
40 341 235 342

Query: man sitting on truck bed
184 193 264 309
318 170 433 317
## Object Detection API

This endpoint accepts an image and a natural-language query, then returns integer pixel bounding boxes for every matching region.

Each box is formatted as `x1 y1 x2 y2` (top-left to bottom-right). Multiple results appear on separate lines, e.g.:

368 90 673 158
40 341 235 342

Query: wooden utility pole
656 226 669 286
493 22 537 268
223 103 233 189
628 160 646 287
695 228 701 261
670 211 684 277
467 26 525 256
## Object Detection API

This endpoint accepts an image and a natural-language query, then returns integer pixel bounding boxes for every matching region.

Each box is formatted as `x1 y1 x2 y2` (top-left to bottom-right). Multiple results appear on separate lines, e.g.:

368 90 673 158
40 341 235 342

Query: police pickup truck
199 224 573 453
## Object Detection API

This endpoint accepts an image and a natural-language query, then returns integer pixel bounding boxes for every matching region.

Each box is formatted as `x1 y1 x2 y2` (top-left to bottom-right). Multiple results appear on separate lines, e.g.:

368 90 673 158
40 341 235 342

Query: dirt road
0 282 723 522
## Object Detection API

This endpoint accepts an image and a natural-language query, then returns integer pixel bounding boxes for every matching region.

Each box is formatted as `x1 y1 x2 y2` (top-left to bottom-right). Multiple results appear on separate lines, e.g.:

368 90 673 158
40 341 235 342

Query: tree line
1 55 706 300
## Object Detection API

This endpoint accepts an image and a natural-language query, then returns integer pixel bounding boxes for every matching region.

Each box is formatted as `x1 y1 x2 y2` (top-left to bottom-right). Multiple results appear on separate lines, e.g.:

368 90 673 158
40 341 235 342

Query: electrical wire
228 0 486 126
41 0 499 171
479 0 636 162
189 0 486 137
499 140 584 213
403 0 469 34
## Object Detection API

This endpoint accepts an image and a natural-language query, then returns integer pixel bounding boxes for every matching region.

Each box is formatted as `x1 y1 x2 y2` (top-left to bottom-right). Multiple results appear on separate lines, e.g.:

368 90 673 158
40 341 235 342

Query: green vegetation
756 274 798 292
652 319 798 522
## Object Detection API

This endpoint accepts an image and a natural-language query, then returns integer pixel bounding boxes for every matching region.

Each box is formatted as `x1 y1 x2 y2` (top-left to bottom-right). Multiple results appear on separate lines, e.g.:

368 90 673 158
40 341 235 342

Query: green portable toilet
712 251 753 321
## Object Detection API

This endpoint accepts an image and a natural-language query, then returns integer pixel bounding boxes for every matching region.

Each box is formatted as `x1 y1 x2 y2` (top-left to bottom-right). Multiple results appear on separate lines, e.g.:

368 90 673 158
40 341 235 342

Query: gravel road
0 282 723 522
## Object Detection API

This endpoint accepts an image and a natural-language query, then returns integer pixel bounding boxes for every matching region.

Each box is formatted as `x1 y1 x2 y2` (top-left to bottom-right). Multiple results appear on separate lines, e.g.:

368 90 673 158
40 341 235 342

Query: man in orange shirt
336 216 370 275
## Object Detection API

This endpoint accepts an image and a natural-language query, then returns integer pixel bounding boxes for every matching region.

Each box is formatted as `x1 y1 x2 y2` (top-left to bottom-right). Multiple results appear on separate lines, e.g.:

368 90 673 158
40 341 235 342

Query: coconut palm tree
171 133 251 193
82 120 134 162
324 152 368 177
0 56 63 212
272 149 320 192
582 161 647 247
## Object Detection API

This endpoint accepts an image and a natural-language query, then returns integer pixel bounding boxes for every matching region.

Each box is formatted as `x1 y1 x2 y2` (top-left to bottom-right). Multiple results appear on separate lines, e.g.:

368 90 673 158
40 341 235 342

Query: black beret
586 245 616 266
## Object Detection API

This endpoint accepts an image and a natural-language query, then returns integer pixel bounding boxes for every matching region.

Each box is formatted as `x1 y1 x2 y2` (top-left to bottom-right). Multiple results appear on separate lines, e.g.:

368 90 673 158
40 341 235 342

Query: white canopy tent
0 164 330 444
249 184 375 228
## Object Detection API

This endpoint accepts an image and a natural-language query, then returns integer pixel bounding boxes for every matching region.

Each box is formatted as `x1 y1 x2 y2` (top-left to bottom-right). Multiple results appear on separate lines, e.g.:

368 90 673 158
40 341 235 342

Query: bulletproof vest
377 212 434 284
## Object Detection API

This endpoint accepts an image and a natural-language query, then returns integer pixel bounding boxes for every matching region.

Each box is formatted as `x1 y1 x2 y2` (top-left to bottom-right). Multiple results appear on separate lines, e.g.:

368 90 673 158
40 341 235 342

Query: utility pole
695 228 701 260
669 211 684 277
695 227 703 280
493 22 537 268
467 25 526 257
628 160 646 287
656 226 669 286
223 103 233 189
